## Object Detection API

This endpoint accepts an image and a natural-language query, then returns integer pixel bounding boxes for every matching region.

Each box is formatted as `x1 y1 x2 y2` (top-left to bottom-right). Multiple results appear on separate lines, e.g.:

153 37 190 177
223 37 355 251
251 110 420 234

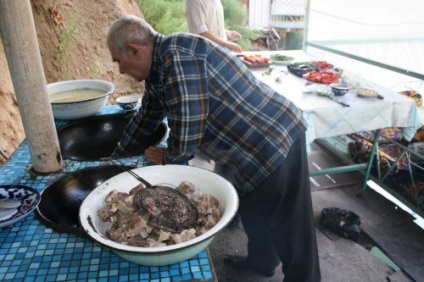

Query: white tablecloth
249 51 422 146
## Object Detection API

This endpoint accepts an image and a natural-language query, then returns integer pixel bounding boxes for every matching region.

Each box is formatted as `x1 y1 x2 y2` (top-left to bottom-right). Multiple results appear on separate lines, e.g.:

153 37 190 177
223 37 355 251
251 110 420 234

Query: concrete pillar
0 0 63 173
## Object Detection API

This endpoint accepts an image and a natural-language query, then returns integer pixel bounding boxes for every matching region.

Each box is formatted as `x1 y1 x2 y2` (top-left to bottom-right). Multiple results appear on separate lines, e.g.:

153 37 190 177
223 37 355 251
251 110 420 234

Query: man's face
109 44 152 81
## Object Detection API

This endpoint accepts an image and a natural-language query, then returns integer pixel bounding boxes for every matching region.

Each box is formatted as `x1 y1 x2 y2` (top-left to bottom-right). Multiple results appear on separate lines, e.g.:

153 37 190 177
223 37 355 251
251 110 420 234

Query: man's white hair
107 15 157 53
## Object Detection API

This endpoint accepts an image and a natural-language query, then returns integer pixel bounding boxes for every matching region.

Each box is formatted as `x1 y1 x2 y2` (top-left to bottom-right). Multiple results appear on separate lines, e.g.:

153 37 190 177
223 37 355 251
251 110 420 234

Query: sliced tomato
304 71 338 84
242 54 269 64
312 61 333 69
257 57 269 64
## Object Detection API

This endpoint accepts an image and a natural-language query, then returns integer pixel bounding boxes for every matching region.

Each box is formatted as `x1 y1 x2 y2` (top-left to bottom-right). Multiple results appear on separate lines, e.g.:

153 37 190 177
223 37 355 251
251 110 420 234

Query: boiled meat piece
123 213 148 237
106 226 127 242
197 194 220 215
156 230 171 243
105 190 119 203
114 192 135 215
145 238 167 247
129 183 145 195
97 203 116 221
177 180 196 195
170 228 196 244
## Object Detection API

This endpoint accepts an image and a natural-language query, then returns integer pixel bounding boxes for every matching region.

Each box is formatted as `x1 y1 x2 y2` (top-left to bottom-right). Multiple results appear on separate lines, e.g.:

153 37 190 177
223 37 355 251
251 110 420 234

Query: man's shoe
224 255 275 277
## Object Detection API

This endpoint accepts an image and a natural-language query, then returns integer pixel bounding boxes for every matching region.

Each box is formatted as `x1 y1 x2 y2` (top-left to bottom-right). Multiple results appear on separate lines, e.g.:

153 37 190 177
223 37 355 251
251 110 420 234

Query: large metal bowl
79 164 239 266
47 79 115 120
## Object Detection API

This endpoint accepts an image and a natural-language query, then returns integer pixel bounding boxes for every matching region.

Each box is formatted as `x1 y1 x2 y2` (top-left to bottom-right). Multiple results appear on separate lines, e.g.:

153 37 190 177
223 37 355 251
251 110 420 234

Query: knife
317 91 350 107
327 95 350 107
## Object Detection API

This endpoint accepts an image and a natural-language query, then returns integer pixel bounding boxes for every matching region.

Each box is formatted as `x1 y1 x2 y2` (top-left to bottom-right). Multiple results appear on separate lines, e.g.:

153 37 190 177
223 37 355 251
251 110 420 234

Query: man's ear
127 44 141 59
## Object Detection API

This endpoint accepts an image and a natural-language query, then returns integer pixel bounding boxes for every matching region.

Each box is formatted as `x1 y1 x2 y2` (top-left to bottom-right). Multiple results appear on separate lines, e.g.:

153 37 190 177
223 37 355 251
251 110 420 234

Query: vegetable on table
270 54 294 61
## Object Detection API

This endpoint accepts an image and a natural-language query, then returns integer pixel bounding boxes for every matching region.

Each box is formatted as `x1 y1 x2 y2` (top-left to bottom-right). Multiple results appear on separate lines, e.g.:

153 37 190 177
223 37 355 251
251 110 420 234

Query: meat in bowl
97 181 222 247
79 164 239 266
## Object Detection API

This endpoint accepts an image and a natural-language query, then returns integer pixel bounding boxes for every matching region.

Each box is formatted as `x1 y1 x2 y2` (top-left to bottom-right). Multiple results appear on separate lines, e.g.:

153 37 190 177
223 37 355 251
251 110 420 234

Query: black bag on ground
320 207 362 241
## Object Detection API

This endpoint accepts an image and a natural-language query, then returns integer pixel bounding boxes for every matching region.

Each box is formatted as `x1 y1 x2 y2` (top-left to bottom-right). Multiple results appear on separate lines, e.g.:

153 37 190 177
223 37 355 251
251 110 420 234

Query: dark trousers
238 133 321 281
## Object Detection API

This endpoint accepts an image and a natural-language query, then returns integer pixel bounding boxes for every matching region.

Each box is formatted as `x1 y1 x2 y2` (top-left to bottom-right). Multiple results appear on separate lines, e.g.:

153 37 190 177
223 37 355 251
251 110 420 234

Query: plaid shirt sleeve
111 93 165 158
160 48 210 164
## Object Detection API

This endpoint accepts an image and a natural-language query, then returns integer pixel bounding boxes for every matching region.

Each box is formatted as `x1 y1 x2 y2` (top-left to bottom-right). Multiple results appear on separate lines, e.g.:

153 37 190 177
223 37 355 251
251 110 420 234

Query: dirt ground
0 0 145 165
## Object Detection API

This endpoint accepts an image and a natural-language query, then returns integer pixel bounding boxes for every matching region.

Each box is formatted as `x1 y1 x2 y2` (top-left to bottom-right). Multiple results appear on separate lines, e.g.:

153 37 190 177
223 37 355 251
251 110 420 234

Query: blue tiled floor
0 106 216 282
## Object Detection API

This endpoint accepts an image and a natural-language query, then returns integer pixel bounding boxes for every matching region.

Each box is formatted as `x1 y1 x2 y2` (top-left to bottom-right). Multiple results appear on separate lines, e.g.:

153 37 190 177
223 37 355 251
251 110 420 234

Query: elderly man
109 15 321 281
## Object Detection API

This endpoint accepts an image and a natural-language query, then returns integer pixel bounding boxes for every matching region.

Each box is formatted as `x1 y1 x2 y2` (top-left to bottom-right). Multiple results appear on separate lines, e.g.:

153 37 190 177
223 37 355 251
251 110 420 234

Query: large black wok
57 113 167 161
35 165 133 238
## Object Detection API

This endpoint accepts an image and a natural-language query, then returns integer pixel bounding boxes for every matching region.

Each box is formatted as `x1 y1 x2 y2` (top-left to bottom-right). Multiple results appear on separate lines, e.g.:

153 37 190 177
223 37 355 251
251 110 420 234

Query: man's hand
224 41 242 53
144 146 167 164
227 30 242 41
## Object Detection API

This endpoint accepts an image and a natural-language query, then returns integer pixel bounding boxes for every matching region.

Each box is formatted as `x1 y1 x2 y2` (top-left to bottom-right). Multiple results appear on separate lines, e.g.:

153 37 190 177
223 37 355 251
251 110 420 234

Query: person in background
108 15 321 281
185 0 242 53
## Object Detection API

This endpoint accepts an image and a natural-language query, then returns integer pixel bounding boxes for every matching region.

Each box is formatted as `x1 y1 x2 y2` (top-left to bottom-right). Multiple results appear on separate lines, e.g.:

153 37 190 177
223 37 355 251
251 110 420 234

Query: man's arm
199 31 242 53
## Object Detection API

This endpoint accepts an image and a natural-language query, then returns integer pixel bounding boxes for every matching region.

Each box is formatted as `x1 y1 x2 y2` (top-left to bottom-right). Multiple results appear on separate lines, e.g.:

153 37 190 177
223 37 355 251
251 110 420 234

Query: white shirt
185 0 227 40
